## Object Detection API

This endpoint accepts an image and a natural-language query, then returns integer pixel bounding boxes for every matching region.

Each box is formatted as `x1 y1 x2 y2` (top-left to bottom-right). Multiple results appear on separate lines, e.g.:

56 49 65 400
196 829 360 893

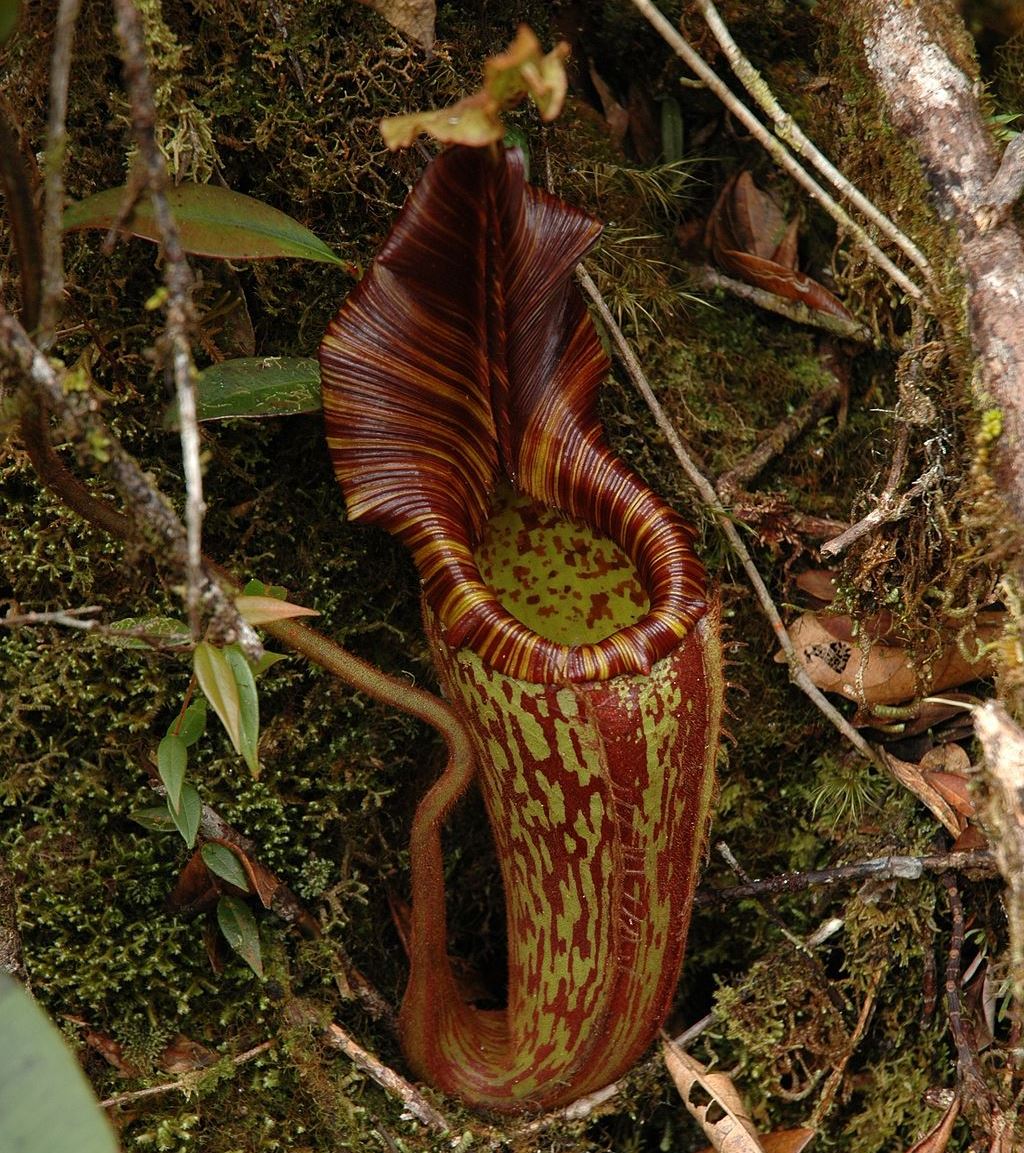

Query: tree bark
861 0 1024 535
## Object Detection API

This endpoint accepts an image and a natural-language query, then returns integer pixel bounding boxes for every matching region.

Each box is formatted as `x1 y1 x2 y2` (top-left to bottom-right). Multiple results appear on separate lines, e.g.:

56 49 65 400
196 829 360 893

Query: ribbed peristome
319 145 707 682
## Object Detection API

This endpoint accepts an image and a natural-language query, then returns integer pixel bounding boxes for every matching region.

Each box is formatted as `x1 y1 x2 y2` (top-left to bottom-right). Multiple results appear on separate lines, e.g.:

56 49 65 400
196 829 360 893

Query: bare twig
0 604 103 631
0 309 258 656
38 0 82 346
629 0 926 302
716 379 844 502
688 263 873 342
695 0 933 285
820 455 942 558
695 848 997 907
810 965 883 1128
113 0 205 640
318 1018 450 1132
941 872 1000 1133
99 1039 276 1110
576 263 884 769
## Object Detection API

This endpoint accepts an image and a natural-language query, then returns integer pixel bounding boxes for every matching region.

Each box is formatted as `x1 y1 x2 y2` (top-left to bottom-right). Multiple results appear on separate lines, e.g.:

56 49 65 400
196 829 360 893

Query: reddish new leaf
706 171 854 322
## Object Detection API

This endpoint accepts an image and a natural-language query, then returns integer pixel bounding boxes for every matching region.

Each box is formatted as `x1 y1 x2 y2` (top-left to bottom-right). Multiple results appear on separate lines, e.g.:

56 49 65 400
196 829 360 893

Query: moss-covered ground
2 1 1020 1149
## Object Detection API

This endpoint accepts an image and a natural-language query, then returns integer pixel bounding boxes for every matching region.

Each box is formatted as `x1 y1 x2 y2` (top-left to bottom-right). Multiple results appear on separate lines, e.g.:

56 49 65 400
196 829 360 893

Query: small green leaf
157 733 188 812
0 974 119 1153
167 358 323 425
168 698 207 747
253 651 288 675
201 843 251 892
225 645 260 777
130 806 179 832
106 616 191 648
235 594 319 625
194 641 242 755
169 782 202 848
242 579 289 599
217 895 264 978
0 0 19 46
64 184 345 264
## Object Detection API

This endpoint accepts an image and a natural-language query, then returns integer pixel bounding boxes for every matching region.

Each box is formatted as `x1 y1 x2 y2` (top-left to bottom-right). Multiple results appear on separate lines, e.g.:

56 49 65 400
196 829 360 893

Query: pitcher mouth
417 467 707 685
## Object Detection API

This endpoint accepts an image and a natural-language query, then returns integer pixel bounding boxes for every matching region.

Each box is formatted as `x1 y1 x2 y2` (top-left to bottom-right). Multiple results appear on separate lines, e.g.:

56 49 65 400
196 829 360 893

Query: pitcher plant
319 144 723 1112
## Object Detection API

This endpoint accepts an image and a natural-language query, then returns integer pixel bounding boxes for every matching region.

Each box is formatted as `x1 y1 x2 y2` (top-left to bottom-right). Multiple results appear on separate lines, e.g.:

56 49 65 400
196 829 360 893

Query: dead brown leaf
158 1034 219 1074
906 1095 960 1153
166 849 218 915
588 60 629 147
705 172 854 322
664 1041 768 1152
356 0 435 51
883 750 964 837
781 611 997 708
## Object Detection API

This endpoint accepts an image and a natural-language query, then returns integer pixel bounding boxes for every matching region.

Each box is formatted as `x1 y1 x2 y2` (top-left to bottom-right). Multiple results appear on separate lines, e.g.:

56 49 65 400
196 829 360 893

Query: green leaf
0 0 19 46
253 651 288 675
167 358 322 425
130 806 178 832
225 645 260 777
169 782 202 848
106 616 191 649
242 579 289 600
194 641 242 755
217 896 264 978
0 975 119 1153
201 843 251 892
168 698 207 747
157 734 188 813
63 184 345 265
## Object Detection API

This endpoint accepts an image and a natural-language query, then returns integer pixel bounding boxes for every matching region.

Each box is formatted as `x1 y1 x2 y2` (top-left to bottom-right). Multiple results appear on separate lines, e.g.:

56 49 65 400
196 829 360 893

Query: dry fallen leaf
356 0 435 51
588 60 629 147
905 1095 960 1153
664 1041 767 1152
158 1034 219 1074
781 611 998 707
706 172 854 322
883 750 965 838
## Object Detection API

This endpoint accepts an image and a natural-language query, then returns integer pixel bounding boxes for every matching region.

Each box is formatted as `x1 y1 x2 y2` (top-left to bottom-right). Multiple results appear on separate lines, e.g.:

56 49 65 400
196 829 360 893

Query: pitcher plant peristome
319 145 723 1112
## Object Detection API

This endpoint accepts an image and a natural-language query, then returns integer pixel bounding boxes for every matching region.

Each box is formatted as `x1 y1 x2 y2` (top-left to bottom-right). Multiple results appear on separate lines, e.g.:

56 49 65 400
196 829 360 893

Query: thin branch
38 0 82 346
317 1018 450 1133
810 964 883 1128
113 0 205 640
629 0 926 302
694 849 997 907
941 873 999 1131
688 263 873 342
0 604 103 631
99 1039 276 1110
820 455 943 558
576 263 884 769
0 308 258 656
695 0 933 284
716 379 844 502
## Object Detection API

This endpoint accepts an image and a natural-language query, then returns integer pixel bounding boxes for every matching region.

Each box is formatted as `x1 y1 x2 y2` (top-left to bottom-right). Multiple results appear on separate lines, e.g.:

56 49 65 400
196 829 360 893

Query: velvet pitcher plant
319 144 723 1113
